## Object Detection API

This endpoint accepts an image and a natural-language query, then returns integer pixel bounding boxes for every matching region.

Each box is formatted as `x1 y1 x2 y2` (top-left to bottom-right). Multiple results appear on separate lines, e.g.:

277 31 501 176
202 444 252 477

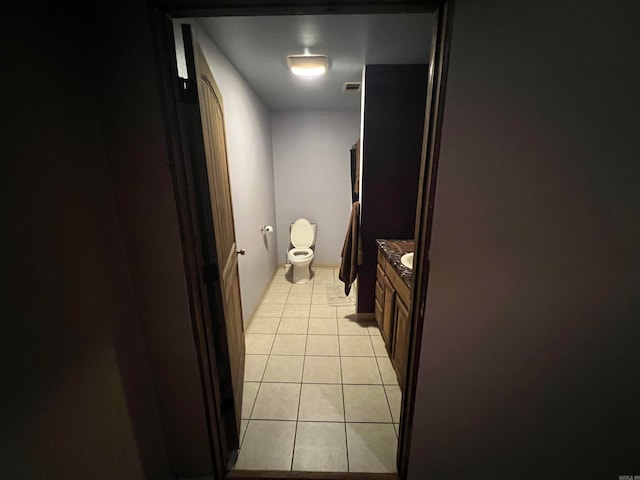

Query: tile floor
235 266 401 473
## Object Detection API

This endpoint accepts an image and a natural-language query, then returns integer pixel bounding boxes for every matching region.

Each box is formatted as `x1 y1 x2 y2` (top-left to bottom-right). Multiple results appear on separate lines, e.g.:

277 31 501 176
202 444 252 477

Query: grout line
289 298 310 473
382 383 397 425
243 268 396 471
239 419 248 450
370 330 399 426
245 296 281 424
337 309 351 472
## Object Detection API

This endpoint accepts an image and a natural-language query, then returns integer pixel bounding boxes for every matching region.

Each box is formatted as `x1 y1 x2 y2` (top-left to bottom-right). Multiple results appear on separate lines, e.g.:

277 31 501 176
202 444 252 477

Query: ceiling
196 14 433 111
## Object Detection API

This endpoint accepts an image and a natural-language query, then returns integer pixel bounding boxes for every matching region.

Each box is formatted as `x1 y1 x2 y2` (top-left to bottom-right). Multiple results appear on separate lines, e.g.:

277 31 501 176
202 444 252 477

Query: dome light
287 54 329 77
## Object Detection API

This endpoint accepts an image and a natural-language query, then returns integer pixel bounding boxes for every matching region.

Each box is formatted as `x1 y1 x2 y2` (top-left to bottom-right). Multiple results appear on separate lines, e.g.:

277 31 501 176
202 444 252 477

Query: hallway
238 267 401 472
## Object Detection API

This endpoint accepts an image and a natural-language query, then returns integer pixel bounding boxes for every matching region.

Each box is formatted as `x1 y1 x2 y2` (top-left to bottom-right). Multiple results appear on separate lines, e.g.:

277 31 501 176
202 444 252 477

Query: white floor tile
241 382 260 419
341 357 383 384
336 305 357 318
385 384 402 423
298 383 344 421
239 280 400 473
377 355 399 385
261 293 288 304
271 334 307 355
310 304 337 318
343 385 392 423
271 271 291 283
308 317 338 335
290 284 313 294
245 333 275 354
311 293 328 305
251 382 301 420
248 316 280 334
366 320 381 335
314 275 335 284
303 356 341 384
346 423 397 473
293 422 348 472
262 355 304 383
244 354 268 382
370 334 389 356
337 317 370 335
287 293 312 304
269 284 292 294
235 420 296 470
339 335 375 356
306 335 340 356
240 419 248 447
282 304 311 318
257 303 285 317
311 284 328 294
369 327 384 339
277 316 309 334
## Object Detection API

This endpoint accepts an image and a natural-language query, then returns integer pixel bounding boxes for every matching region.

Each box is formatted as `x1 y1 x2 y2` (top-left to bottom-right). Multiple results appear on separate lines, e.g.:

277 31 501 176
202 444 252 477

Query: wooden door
182 25 245 452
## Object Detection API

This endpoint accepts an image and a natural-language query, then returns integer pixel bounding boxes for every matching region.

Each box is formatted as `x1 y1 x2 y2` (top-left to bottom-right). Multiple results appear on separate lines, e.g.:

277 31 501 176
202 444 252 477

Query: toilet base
291 263 312 284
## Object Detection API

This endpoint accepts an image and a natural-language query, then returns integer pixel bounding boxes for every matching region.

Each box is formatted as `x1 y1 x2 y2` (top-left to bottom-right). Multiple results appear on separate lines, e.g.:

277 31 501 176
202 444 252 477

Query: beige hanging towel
339 201 364 296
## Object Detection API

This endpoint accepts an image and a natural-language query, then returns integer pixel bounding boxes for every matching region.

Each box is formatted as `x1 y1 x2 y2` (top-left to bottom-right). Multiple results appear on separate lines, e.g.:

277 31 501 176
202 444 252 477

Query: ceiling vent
342 82 362 93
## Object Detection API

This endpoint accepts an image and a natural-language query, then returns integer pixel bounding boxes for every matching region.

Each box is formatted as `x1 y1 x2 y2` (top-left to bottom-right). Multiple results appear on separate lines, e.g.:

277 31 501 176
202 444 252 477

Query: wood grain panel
194 39 245 445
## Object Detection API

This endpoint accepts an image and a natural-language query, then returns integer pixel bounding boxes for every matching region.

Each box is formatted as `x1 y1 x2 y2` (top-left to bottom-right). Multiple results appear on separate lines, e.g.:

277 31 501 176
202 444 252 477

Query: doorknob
236 249 246 255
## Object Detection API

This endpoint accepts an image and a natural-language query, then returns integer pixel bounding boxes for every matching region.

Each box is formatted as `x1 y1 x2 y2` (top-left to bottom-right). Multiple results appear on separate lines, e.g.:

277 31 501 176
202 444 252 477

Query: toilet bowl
287 218 316 284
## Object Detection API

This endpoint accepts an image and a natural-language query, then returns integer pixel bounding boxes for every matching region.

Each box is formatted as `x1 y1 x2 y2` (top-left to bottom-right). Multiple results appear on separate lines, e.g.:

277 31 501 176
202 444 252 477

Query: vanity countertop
375 239 415 288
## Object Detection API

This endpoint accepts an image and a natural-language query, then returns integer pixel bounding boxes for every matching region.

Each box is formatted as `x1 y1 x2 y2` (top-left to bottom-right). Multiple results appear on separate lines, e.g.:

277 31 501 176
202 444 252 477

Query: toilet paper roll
262 225 274 233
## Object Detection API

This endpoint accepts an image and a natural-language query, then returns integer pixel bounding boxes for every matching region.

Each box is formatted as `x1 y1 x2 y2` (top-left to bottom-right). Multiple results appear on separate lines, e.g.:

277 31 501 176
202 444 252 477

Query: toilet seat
288 247 313 263
290 219 314 248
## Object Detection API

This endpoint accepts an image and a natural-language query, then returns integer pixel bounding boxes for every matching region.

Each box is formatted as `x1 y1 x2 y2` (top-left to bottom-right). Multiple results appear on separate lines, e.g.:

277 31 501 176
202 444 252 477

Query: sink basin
400 252 414 270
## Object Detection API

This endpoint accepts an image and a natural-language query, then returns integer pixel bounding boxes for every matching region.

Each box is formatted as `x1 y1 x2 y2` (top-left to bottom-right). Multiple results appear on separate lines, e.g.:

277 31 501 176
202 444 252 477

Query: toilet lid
291 218 314 248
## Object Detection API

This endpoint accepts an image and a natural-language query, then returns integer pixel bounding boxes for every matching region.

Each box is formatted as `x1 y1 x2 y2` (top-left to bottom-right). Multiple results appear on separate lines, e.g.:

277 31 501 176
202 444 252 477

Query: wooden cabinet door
374 295 384 332
393 298 410 389
383 279 396 348
374 274 385 331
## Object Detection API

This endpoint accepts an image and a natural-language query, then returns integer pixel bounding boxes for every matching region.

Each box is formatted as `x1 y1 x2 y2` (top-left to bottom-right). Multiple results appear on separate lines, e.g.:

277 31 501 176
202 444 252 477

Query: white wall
409 0 640 477
176 21 279 327
272 111 360 266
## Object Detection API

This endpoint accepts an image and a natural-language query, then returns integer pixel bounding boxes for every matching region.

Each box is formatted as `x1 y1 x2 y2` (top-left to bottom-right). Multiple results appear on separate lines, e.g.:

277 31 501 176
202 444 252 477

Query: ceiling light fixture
287 54 329 78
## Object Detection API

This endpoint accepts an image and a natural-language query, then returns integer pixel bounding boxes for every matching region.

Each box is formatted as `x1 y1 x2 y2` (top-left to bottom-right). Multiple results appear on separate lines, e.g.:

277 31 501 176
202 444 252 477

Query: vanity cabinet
375 246 412 390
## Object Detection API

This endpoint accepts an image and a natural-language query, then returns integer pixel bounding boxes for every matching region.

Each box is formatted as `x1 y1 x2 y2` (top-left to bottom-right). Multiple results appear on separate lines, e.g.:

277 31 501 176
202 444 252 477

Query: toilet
287 218 316 284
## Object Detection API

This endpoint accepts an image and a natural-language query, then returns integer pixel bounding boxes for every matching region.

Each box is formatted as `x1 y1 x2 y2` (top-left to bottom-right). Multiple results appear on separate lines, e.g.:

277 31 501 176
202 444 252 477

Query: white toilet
287 218 316 284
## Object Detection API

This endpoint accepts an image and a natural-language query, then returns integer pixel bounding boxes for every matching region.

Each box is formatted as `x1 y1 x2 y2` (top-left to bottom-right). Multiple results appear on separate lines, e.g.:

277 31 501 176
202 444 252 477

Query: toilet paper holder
261 225 274 234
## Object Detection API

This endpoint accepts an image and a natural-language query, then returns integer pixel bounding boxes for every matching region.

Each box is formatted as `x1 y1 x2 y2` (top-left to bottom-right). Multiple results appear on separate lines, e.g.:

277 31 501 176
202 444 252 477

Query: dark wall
1 4 170 479
358 65 428 313
409 0 640 477
89 3 213 475
6 0 639 478
1 1 216 477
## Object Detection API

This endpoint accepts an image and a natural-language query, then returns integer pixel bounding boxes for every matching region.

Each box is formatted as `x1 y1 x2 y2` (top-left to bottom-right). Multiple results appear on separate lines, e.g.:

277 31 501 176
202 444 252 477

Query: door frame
150 1 454 478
